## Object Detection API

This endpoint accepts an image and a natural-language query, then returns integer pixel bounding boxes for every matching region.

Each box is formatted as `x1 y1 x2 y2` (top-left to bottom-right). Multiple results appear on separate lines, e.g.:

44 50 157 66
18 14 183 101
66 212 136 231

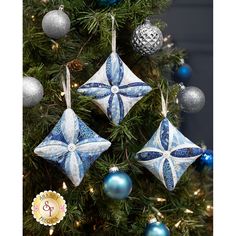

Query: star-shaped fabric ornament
135 118 202 191
34 108 111 187
77 52 152 125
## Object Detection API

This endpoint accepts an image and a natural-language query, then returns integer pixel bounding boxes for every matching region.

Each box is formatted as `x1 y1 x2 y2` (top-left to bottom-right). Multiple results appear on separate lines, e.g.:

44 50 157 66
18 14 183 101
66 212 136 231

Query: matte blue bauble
200 149 213 168
103 167 132 200
98 0 122 7
175 64 192 83
145 220 170 236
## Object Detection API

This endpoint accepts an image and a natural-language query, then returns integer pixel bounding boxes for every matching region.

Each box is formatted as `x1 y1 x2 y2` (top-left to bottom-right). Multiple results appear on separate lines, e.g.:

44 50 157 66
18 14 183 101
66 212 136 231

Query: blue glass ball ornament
174 63 192 83
200 149 213 168
144 218 170 236
103 167 132 200
98 0 122 7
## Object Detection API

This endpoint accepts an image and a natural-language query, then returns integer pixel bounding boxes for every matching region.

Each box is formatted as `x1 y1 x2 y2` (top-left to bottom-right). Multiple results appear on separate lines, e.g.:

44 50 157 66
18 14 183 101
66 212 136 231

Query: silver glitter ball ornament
131 19 163 56
23 77 44 107
42 9 71 39
178 86 205 113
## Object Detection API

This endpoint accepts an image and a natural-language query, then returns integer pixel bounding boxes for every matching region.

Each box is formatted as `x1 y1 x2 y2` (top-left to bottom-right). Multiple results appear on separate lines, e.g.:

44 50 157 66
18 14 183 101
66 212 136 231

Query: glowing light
184 209 193 214
175 220 182 228
206 205 213 211
194 189 201 196
75 220 80 227
62 182 68 191
167 43 174 48
156 197 166 202
89 187 94 193
163 35 171 42
157 212 164 218
61 92 65 96
49 226 54 235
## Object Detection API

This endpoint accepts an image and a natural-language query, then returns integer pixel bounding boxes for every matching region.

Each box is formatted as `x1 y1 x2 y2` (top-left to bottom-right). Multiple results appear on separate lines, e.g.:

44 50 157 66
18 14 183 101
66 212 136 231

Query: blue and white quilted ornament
34 67 111 187
135 92 202 191
77 16 152 125
136 118 202 191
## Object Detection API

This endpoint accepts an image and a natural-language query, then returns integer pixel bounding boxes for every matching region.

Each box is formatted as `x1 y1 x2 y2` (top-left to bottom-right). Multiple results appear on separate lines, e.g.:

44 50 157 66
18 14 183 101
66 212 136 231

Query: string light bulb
184 209 194 214
206 205 213 211
167 43 174 48
89 187 94 194
194 188 201 196
162 43 174 50
206 204 213 216
174 220 182 228
156 197 166 202
62 181 68 191
61 92 65 96
72 83 78 88
163 35 171 42
49 226 54 235
157 211 164 218
75 220 80 227
151 206 164 219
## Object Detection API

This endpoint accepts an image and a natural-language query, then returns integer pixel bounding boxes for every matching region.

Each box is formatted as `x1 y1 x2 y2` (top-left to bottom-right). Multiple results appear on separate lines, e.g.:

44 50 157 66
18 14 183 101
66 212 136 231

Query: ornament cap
144 19 151 25
59 5 64 11
109 166 119 173
180 58 185 65
149 217 158 224
201 144 207 151
179 82 186 90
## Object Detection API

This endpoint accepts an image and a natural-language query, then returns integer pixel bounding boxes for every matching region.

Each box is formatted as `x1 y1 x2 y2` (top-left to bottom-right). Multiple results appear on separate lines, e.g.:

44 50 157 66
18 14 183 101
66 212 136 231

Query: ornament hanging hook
62 66 71 108
59 5 64 11
109 13 116 53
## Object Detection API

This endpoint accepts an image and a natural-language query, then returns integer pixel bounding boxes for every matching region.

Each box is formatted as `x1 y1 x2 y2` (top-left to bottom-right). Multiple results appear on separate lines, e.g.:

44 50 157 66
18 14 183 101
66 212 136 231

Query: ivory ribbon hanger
160 88 168 118
62 66 71 108
110 14 116 53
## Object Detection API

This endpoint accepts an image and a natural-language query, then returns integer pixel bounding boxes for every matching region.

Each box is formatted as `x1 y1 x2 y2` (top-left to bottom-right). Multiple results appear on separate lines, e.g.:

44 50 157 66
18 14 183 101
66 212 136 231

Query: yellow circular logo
31 190 67 226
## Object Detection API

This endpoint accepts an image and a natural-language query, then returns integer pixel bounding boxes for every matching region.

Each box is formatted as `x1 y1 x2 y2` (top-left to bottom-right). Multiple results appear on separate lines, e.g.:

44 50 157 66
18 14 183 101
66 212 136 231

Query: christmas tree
23 0 213 235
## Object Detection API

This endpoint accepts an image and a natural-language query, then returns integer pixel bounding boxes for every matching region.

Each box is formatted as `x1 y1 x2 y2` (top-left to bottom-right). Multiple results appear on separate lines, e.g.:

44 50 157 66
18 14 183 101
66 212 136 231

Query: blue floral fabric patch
136 118 202 191
34 108 111 187
77 52 152 125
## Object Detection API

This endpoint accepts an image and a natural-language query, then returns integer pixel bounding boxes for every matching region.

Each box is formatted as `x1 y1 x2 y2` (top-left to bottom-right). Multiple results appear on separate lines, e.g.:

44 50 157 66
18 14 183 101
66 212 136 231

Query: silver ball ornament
131 19 163 56
178 86 205 113
23 77 44 107
42 9 71 39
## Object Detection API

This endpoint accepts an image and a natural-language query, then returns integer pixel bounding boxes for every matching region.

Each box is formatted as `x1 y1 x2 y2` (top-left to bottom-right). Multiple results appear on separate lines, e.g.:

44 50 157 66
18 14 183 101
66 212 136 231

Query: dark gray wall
156 0 213 148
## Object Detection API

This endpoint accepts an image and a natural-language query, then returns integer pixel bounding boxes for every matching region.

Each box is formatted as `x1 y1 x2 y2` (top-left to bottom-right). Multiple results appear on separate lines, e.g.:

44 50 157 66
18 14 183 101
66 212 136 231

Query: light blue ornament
103 167 132 199
145 218 170 236
136 118 202 191
34 108 111 187
77 52 152 125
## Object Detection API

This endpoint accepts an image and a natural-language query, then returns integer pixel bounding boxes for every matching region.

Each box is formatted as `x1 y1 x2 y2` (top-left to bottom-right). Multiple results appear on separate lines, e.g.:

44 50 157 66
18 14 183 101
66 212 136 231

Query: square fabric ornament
34 67 111 187
77 16 152 125
136 117 202 191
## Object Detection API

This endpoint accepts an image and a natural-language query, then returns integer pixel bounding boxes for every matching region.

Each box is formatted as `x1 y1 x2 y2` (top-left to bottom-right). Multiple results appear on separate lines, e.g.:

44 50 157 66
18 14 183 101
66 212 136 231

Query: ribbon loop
62 66 71 108
160 89 168 118
110 14 116 53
